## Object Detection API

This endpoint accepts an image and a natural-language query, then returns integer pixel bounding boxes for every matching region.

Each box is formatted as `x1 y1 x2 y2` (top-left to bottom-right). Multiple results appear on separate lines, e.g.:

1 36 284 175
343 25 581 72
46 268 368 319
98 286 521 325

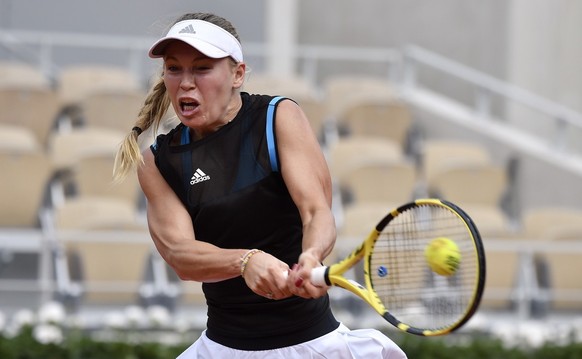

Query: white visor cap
149 19 243 62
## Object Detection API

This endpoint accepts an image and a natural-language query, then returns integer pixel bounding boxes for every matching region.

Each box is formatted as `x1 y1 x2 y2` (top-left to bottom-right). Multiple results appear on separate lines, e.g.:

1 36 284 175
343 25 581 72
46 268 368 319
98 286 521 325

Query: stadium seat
323 75 393 119
0 143 53 298
53 196 142 231
428 163 512 237
520 206 582 240
0 87 61 146
47 128 126 204
338 98 413 149
429 163 507 206
74 153 141 207
339 202 394 240
543 225 582 310
480 245 520 310
0 146 51 228
0 61 51 90
337 158 417 206
327 136 404 179
0 124 41 153
52 196 154 307
420 139 492 187
321 75 395 146
56 64 142 107
515 207 582 312
48 127 124 171
56 231 154 306
55 65 143 130
79 89 145 133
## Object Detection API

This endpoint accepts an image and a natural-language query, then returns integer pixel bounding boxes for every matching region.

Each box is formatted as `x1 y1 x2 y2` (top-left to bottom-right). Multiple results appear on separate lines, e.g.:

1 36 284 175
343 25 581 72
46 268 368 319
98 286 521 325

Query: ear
232 62 246 89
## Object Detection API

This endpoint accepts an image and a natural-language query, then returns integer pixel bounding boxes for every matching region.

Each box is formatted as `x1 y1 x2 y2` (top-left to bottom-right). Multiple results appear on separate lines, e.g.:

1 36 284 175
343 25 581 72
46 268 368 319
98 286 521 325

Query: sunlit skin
162 41 246 140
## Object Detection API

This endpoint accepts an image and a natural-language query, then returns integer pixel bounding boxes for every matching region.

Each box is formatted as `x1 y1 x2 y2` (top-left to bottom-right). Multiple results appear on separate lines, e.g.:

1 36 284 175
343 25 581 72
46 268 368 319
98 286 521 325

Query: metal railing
0 29 153 85
402 45 582 153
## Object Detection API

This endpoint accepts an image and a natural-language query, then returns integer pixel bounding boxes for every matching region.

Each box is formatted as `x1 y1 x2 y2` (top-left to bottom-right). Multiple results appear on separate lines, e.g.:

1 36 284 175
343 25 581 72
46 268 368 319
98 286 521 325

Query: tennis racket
310 198 486 336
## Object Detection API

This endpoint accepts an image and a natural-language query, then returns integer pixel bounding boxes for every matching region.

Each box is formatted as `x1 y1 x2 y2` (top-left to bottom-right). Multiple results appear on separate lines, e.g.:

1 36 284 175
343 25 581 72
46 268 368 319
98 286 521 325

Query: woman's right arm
138 149 246 283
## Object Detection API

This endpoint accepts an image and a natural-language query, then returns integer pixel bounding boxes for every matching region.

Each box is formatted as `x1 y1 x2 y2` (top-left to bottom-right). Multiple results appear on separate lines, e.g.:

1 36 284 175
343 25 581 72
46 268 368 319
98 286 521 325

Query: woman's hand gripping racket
309 199 486 336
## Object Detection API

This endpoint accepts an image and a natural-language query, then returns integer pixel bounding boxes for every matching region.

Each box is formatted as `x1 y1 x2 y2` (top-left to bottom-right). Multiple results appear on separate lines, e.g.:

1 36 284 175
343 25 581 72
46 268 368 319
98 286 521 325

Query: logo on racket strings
377 265 388 277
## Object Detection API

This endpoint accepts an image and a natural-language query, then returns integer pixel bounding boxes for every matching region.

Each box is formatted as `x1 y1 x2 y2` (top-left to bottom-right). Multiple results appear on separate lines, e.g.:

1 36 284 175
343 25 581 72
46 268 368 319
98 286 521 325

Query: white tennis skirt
177 323 407 359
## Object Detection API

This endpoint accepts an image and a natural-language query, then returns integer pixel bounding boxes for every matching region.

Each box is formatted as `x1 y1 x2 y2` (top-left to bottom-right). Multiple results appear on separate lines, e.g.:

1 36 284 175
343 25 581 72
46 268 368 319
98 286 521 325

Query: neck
223 92 243 123
192 93 242 140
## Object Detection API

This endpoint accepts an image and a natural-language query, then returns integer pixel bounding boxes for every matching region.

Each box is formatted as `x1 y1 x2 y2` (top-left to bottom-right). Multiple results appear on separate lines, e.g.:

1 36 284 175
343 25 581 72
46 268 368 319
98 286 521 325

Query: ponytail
113 75 171 182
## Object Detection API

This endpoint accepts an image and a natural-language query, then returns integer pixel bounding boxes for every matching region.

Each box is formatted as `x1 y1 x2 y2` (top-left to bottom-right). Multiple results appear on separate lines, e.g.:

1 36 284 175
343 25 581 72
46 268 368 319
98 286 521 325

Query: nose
180 71 196 90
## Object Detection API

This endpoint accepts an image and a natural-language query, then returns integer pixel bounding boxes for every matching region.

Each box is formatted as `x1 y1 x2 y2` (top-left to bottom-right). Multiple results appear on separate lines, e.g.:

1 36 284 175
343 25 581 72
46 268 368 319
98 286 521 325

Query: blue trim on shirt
266 96 285 172
181 126 193 185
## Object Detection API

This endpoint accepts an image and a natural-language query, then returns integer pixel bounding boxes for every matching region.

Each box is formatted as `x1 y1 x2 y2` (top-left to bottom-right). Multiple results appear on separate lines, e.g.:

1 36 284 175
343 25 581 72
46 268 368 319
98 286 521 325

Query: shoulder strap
266 96 286 172
180 125 193 185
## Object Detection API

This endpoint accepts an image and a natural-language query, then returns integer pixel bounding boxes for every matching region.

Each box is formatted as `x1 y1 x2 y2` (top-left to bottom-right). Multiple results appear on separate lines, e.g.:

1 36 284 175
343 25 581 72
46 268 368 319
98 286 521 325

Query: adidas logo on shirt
190 168 210 185
179 24 196 34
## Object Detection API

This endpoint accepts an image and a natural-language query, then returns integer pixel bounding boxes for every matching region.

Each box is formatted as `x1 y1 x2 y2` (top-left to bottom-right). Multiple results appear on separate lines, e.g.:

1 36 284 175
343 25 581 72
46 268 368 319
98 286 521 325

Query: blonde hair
113 13 241 181
112 78 170 181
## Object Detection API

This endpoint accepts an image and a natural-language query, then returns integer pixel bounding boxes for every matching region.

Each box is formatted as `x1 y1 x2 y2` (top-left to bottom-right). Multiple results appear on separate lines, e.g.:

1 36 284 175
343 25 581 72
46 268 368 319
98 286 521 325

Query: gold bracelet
240 249 264 277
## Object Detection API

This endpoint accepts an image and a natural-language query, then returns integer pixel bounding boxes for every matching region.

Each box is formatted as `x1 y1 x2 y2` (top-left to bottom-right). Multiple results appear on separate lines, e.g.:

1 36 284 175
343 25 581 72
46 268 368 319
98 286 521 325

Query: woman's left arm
275 99 336 298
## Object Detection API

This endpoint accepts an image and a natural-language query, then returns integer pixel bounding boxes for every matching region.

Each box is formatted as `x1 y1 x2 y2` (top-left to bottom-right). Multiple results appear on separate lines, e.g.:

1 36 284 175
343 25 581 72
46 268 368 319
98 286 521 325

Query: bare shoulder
137 149 167 200
138 149 157 180
274 98 315 138
274 98 330 178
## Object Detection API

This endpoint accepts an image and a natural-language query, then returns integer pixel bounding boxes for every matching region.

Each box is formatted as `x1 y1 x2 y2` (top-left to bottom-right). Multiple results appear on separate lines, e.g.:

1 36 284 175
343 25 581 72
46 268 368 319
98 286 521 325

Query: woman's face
162 40 245 137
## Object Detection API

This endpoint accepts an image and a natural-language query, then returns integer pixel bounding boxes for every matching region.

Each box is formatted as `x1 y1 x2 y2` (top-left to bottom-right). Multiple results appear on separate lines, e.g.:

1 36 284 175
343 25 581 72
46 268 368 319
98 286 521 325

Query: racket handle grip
281 266 328 287
310 266 328 287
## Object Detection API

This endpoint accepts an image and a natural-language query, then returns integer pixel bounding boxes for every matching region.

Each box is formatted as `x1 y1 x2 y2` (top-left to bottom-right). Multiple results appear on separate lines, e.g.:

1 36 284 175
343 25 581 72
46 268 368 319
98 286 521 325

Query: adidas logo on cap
179 24 196 34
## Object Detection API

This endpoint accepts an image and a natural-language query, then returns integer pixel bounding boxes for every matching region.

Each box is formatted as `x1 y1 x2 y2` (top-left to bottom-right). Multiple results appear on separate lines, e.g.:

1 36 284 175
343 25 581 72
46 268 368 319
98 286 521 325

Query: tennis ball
424 237 461 276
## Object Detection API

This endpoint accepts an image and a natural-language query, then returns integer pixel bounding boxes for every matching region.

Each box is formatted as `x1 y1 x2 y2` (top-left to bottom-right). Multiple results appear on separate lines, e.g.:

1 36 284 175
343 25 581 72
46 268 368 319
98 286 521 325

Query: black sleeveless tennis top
151 92 339 350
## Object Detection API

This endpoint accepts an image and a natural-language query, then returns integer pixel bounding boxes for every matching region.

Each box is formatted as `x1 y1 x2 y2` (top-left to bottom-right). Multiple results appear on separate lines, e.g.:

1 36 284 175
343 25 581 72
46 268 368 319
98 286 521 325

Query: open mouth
180 98 199 112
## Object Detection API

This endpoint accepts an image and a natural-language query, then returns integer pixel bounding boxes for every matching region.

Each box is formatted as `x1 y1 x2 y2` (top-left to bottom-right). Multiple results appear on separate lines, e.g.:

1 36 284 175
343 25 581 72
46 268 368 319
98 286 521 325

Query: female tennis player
114 12 406 358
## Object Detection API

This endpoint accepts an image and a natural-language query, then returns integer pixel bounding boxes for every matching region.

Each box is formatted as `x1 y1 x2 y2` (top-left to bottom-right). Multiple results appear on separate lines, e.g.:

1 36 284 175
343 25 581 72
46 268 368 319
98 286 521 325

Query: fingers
287 263 328 299
241 250 329 300
263 269 292 300
242 252 292 300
